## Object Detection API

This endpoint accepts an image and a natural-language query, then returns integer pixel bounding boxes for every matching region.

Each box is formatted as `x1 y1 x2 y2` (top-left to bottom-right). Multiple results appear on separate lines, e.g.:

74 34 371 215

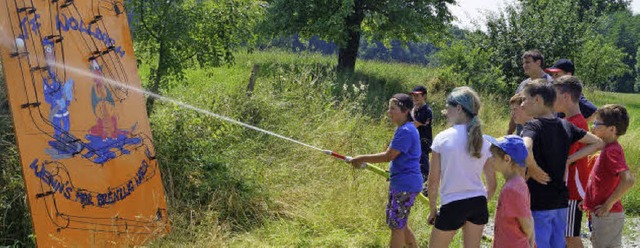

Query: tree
434 0 632 94
575 0 629 20
576 35 630 90
635 45 640 92
518 0 629 20
482 0 590 86
597 10 640 92
130 0 261 113
260 0 454 73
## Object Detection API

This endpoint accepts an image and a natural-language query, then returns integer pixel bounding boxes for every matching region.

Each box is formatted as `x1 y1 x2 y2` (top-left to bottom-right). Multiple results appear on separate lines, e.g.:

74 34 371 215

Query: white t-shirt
431 124 491 205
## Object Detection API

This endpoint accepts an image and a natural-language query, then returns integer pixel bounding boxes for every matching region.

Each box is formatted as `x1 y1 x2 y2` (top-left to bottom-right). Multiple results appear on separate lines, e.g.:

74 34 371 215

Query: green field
1 49 634 246
137 50 640 247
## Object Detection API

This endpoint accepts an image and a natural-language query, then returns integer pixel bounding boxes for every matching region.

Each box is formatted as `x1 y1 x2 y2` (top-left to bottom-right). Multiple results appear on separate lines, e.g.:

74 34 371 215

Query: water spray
43 61 428 204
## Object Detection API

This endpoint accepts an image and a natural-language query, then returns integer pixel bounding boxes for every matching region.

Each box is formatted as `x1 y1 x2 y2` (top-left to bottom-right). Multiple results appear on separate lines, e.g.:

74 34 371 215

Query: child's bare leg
566 237 584 248
429 227 456 248
403 226 417 248
462 221 484 248
390 228 406 248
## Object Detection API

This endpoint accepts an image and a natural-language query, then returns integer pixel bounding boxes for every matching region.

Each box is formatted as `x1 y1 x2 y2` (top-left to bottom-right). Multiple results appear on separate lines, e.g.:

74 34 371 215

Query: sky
448 0 640 30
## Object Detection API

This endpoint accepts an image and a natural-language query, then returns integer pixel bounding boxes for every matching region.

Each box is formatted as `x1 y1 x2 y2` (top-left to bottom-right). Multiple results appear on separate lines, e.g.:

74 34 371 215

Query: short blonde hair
509 93 525 106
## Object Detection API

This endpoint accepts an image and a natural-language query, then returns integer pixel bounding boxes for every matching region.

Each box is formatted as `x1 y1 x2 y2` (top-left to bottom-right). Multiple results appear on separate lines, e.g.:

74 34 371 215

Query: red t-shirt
494 176 531 248
584 141 629 212
566 114 590 200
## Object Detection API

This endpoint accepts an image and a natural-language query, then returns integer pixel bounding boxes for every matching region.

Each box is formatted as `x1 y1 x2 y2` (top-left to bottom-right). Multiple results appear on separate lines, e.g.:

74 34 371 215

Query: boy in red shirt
552 76 590 247
583 104 635 248
485 135 534 248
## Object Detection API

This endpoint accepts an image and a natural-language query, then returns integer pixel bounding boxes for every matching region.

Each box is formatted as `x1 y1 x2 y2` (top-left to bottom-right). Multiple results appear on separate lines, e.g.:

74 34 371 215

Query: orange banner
0 1 169 246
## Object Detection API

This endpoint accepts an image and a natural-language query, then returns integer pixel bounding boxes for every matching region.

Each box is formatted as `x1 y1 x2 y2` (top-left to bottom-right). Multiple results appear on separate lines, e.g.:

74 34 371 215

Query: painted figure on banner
42 38 81 159
83 60 141 164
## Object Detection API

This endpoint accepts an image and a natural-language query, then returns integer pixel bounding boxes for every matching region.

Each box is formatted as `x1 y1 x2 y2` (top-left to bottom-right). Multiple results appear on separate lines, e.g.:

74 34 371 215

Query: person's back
523 117 580 209
427 87 496 248
433 125 490 203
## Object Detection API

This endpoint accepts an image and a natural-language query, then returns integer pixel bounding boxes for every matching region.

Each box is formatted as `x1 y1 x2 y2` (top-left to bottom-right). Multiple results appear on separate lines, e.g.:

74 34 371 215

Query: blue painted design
83 133 142 164
42 38 81 160
18 14 125 57
56 14 125 57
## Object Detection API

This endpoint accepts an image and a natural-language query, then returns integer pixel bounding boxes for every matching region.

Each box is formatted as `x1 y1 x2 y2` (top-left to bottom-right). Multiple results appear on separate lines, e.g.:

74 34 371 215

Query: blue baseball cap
483 135 528 167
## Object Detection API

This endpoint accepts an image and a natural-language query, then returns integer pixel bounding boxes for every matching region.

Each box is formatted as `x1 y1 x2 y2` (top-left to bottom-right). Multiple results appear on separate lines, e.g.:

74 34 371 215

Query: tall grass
147 51 640 247
0 61 34 247
1 50 638 247
142 50 526 247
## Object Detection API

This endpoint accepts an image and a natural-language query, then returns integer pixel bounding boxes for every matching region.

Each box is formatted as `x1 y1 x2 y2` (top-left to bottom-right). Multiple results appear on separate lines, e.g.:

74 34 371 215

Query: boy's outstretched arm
594 170 635 216
517 216 535 247
523 137 550 184
567 133 605 165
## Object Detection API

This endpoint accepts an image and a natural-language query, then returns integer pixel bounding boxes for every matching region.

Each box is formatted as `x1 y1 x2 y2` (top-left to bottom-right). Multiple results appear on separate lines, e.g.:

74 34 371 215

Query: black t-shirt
412 104 433 154
522 117 587 211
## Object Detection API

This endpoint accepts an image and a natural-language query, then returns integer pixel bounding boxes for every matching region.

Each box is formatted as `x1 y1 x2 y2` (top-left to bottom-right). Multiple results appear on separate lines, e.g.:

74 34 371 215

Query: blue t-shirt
389 122 423 192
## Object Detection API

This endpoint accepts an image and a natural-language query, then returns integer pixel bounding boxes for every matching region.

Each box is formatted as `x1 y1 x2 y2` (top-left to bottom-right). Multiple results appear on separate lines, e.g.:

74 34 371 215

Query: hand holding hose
349 155 366 169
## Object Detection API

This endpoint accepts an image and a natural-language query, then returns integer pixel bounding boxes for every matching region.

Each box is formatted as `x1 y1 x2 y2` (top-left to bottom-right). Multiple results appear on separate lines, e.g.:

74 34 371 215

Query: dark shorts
386 189 418 229
435 196 488 231
566 200 583 237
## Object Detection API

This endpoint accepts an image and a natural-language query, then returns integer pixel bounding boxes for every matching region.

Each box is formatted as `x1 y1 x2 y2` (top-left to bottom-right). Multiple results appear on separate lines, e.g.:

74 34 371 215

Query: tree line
127 0 639 114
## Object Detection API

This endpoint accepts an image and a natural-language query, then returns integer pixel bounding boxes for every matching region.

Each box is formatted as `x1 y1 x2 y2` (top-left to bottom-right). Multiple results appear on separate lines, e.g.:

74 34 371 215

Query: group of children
350 67 634 247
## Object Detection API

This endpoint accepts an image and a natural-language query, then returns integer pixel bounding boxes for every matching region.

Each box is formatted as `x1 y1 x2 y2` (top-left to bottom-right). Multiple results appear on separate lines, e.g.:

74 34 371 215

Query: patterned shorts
386 189 418 229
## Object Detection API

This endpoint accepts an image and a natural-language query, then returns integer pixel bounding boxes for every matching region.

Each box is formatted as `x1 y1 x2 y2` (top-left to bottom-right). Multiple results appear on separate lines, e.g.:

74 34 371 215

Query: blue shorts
532 208 567 248
386 189 418 229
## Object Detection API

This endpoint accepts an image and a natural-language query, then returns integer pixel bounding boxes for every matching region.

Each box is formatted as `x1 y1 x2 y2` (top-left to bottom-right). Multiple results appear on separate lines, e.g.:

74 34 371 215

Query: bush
577 34 630 90
433 40 509 97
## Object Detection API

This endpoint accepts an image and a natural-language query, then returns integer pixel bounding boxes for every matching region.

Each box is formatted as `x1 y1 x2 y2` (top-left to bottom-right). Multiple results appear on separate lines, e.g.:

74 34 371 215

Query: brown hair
390 93 414 122
522 49 544 68
553 75 582 103
523 79 556 108
595 104 629 136
490 145 519 167
489 145 507 159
